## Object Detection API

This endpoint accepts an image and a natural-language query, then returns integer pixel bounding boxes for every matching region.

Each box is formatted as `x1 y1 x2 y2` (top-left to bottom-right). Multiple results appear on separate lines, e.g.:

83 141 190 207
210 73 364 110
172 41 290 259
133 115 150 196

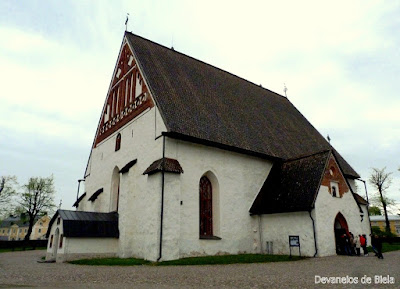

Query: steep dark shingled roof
46 210 119 238
143 158 184 175
250 151 330 214
125 32 359 179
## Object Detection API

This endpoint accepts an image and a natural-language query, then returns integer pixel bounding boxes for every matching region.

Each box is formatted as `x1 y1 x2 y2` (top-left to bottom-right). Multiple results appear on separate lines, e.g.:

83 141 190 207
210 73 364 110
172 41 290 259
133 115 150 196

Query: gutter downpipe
157 135 166 262
357 178 372 238
258 215 263 254
309 210 318 257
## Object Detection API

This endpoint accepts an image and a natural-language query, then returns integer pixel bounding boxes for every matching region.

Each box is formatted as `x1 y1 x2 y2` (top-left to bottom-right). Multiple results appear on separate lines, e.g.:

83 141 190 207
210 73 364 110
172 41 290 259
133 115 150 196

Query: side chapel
46 32 370 262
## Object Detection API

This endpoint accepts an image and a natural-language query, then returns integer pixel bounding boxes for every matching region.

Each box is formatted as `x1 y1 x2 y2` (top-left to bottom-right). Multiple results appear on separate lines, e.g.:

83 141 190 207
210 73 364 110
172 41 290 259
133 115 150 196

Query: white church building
46 32 370 262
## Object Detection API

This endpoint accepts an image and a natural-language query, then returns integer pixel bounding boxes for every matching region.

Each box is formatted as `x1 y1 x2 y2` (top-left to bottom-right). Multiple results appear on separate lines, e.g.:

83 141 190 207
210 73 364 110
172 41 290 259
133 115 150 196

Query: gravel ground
0 250 399 289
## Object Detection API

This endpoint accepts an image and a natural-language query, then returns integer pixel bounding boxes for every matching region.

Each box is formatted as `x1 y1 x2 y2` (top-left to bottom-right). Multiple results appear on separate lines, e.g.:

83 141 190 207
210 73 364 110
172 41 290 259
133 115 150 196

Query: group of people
337 232 384 259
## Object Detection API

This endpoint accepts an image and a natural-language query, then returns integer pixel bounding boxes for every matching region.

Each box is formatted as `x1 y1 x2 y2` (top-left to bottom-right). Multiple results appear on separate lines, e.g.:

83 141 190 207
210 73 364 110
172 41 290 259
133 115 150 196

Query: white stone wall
61 238 119 262
45 216 64 261
347 179 371 244
79 105 167 261
162 139 273 260
259 212 316 257
314 183 370 256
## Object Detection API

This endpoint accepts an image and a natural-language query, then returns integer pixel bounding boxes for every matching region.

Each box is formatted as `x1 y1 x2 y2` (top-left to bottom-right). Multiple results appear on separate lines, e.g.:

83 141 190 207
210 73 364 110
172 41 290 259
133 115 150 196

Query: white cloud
1 0 399 211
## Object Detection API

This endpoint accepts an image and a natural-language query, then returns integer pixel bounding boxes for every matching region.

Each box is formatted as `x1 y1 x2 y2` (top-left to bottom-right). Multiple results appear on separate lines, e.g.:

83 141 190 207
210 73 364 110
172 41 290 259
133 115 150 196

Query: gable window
331 182 339 198
200 176 213 236
115 133 121 151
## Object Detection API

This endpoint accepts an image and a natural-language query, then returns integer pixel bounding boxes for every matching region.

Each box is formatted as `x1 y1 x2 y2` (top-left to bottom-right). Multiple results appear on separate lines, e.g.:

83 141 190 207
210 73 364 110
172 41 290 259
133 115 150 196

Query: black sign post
289 235 301 257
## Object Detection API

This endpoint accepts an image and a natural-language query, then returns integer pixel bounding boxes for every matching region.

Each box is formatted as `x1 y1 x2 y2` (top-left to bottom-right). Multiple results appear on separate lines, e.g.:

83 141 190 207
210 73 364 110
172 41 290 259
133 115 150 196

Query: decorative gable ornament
94 40 154 146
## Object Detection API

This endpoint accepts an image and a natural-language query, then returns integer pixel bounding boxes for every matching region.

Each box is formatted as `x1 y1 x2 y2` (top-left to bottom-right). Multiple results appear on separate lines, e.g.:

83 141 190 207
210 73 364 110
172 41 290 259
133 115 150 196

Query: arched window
200 176 213 236
110 167 120 212
115 133 121 151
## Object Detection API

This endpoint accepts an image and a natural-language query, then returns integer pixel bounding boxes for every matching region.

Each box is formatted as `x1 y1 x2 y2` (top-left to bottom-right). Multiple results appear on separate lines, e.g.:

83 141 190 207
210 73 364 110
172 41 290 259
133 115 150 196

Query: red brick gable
321 155 350 197
94 40 154 146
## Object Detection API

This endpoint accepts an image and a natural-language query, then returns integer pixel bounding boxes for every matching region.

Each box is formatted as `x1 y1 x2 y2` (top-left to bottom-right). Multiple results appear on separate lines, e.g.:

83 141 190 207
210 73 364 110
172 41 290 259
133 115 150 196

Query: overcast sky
1 1 399 213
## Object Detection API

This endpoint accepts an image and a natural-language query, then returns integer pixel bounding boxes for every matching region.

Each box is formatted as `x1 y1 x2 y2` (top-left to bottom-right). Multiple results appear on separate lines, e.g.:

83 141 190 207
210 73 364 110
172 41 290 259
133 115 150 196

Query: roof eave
162 131 281 162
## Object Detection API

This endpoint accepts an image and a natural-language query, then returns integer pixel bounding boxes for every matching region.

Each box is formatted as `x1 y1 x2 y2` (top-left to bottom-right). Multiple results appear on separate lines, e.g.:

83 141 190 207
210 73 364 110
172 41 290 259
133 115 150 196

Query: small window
115 133 121 151
57 217 60 225
38 229 41 233
329 167 335 176
59 234 63 248
331 182 339 198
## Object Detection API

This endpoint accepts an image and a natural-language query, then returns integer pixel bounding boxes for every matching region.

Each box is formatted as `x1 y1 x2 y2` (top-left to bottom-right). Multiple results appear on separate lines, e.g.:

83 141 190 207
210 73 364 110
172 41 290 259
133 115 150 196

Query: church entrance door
334 213 349 255
53 228 59 259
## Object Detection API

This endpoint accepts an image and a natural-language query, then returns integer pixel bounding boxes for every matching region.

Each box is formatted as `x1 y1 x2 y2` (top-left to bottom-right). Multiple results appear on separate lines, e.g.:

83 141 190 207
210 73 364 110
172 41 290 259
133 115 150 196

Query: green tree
368 206 382 216
0 176 17 218
369 167 393 233
19 175 56 240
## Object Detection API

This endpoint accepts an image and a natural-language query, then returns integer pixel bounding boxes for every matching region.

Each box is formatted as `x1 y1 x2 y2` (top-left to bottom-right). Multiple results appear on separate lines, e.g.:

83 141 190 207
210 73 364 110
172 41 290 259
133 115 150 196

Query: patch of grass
157 254 303 266
382 242 400 253
69 257 150 266
69 254 304 266
367 243 400 253
0 247 46 253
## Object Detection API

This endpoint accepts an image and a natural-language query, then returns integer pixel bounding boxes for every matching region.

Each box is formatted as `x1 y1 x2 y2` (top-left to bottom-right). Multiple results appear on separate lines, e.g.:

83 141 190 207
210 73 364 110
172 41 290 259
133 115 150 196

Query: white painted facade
75 109 275 261
313 185 370 257
67 105 370 261
47 34 370 262
258 184 371 257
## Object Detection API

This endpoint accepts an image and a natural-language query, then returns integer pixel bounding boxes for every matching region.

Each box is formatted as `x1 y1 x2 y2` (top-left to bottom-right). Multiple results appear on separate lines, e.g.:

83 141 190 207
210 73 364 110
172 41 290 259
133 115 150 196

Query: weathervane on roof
327 135 331 143
58 199 62 209
125 13 130 31
283 83 288 98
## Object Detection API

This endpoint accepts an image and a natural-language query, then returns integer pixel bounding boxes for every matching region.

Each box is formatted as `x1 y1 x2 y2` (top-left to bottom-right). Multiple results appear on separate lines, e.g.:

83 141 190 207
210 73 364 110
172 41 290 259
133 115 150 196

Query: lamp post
357 178 372 235
76 179 85 203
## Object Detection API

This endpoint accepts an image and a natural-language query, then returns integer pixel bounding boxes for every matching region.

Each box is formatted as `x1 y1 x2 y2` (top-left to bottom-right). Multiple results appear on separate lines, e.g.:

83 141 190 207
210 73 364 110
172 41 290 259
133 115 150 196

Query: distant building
370 215 400 236
0 214 50 240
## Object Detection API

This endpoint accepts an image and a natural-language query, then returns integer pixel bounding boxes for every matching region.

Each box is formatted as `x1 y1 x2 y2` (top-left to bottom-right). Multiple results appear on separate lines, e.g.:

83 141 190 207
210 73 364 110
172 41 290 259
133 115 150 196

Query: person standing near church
360 234 368 256
371 234 384 259
355 235 361 256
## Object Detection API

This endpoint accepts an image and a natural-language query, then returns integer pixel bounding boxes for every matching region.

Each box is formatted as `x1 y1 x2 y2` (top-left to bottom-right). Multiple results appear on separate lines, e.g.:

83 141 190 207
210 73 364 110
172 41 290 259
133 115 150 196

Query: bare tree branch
369 167 393 233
